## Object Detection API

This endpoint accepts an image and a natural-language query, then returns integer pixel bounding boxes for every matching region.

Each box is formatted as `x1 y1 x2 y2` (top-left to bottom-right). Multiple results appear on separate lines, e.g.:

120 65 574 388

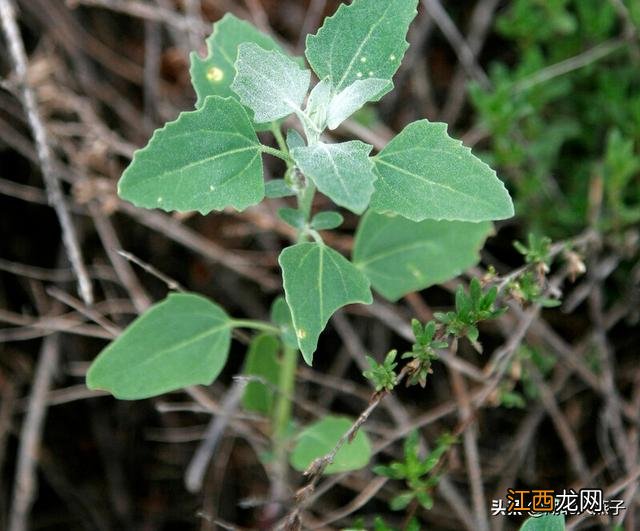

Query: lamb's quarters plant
87 0 513 478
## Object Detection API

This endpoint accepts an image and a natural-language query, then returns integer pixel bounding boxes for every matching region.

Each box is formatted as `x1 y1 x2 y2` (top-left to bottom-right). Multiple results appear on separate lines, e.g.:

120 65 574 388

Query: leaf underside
371 120 514 222
354 211 493 301
232 43 311 123
279 243 372 364
118 96 263 215
87 293 232 400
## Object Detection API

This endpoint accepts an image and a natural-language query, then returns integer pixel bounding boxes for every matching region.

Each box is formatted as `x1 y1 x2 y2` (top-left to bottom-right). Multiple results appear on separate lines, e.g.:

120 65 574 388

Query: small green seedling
435 278 506 344
85 0 513 475
374 431 457 511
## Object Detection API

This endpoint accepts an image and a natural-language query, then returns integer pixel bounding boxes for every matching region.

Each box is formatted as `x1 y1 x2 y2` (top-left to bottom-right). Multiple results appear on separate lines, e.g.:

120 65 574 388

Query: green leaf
265 179 295 198
304 78 333 135
86 293 232 399
270 296 298 349
292 141 376 214
371 120 514 222
279 243 372 364
232 43 310 123
519 515 565 531
290 415 372 474
390 491 415 511
415 490 433 510
327 78 391 129
189 14 285 130
278 207 306 229
118 96 263 214
242 334 280 415
286 129 306 151
353 211 492 301
305 0 418 94
311 211 344 231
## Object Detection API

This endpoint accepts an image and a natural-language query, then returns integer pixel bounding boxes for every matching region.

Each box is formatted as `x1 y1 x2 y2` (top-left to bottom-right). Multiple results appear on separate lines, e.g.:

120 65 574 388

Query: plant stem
259 144 293 164
273 344 298 442
270 343 298 505
297 181 317 243
270 122 288 154
231 319 281 335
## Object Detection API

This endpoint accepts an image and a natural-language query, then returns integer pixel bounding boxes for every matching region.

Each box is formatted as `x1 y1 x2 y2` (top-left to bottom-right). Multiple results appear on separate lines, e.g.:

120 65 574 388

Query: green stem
296 181 317 243
231 319 281 335
259 144 293 164
273 344 298 442
270 122 288 154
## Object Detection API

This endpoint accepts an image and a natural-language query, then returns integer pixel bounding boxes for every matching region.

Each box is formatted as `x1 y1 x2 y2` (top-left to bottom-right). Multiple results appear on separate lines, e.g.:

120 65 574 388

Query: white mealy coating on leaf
232 43 310 123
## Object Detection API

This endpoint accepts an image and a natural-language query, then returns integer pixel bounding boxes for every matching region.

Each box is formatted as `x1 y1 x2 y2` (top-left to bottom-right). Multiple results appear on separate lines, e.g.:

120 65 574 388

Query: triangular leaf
242 334 280 415
292 141 376 214
290 416 371 474
232 43 310 123
279 243 372 364
189 13 286 130
327 78 391 129
371 120 514 222
118 96 263 214
305 0 418 94
354 211 492 301
87 293 232 399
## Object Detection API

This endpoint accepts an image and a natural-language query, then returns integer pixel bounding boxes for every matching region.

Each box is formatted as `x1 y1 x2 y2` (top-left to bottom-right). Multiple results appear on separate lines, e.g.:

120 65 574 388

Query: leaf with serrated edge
292 141 376 214
327 78 390 129
87 293 232 399
189 13 285 130
371 120 514 222
118 96 263 214
290 416 372 474
232 43 310 123
354 211 493 301
305 0 418 94
279 243 372 364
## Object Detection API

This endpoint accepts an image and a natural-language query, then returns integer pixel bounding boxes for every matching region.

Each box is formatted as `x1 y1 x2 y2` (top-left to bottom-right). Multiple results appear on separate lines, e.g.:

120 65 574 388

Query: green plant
86 0 513 474
470 0 640 238
374 430 457 511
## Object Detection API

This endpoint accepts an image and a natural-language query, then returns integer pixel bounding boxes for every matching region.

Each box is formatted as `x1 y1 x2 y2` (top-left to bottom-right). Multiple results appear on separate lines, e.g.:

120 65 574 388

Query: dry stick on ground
0 308 115 341
7 335 59 531
421 0 491 90
117 249 186 292
185 378 249 493
88 206 152 312
440 0 500 125
0 0 93 305
117 201 281 291
67 0 208 32
448 342 489 531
